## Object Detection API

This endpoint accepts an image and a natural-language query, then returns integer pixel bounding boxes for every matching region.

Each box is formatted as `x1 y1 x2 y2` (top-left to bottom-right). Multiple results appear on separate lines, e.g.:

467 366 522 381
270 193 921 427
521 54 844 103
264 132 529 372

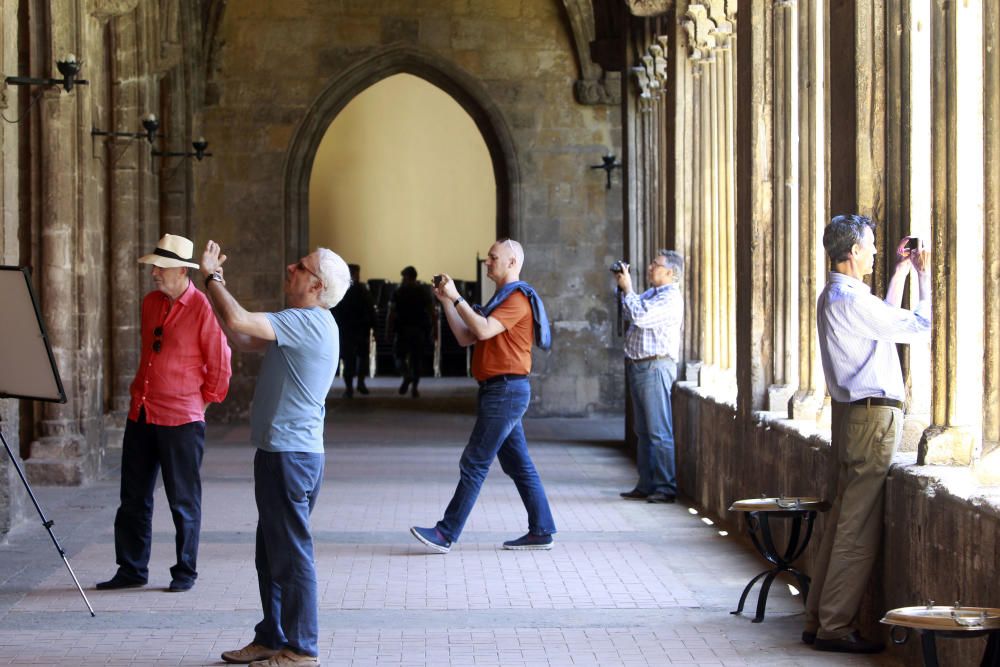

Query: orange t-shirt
471 291 533 381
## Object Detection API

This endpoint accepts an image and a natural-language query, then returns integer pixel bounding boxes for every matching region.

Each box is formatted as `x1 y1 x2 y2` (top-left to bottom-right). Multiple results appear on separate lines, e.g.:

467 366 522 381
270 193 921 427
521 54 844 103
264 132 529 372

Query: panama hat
137 234 200 269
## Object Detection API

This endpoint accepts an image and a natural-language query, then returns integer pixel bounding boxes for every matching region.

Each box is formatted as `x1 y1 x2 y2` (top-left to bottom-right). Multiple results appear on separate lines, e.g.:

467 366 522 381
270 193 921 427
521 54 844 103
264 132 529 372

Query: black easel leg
0 428 95 616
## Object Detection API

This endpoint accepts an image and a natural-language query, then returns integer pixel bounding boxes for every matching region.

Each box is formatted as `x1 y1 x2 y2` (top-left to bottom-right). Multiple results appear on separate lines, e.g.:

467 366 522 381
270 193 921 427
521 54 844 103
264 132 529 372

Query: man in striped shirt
805 214 931 654
616 250 684 504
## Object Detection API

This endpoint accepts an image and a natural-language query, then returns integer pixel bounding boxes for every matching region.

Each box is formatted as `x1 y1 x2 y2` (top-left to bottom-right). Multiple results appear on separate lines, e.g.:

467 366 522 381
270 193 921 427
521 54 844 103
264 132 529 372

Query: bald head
485 238 525 286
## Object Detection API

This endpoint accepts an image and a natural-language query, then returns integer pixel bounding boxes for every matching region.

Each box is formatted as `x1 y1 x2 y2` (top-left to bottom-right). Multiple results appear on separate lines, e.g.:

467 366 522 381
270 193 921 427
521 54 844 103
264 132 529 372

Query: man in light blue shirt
200 240 350 667
805 215 931 655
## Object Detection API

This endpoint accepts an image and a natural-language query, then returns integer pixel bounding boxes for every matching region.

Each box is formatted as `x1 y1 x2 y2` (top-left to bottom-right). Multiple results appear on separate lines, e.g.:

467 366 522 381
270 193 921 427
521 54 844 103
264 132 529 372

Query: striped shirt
817 271 931 403
622 283 683 361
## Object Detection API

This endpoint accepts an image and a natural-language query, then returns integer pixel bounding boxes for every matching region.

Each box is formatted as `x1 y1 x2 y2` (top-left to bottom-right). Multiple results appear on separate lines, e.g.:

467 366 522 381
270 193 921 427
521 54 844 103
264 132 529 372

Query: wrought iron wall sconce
153 136 212 161
590 153 622 190
91 113 160 144
4 55 88 93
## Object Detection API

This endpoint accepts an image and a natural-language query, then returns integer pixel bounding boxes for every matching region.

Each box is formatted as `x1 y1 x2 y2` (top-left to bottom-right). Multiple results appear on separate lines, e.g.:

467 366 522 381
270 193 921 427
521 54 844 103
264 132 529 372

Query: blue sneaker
410 526 451 553
502 532 554 550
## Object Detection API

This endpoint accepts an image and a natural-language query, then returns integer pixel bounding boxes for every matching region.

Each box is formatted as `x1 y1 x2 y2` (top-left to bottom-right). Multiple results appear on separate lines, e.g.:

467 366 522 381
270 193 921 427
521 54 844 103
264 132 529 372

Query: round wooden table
881 605 1000 666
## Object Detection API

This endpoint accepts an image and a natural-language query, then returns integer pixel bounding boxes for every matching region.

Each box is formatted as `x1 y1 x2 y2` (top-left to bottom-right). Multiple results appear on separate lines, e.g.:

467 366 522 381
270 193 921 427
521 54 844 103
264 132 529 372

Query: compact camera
609 260 628 274
432 274 443 287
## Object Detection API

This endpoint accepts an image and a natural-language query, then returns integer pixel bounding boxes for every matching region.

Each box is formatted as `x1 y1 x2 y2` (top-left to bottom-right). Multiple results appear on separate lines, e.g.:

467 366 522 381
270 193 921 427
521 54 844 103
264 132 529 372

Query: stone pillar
980 0 1000 482
791 0 827 421
735 0 774 417
26 10 88 484
768 0 799 412
920 0 985 466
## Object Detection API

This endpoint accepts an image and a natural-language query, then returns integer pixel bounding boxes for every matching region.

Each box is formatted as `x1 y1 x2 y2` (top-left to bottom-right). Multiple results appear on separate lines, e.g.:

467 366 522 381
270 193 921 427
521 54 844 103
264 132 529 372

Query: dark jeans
253 450 324 657
113 411 205 585
436 376 556 542
627 358 677 495
341 330 370 382
394 326 427 384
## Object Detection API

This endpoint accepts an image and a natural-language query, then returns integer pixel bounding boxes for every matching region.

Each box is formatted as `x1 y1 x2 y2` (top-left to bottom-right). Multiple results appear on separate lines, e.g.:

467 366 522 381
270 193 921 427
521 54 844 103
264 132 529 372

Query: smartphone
906 237 920 251
432 274 443 287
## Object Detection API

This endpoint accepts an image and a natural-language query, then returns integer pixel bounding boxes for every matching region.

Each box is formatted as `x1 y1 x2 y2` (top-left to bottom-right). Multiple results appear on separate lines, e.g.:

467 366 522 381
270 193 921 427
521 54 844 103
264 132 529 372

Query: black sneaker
647 492 676 504
166 579 194 592
410 526 451 553
96 574 146 590
502 533 554 550
357 382 369 395
620 489 649 500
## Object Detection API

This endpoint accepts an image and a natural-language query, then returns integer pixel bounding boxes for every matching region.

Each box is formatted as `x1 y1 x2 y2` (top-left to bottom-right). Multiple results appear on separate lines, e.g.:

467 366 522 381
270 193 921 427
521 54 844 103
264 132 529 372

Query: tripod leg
0 428 95 616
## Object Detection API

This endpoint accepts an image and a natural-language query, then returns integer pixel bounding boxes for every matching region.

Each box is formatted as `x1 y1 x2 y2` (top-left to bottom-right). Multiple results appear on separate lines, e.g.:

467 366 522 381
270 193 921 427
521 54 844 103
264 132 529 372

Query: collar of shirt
827 271 871 294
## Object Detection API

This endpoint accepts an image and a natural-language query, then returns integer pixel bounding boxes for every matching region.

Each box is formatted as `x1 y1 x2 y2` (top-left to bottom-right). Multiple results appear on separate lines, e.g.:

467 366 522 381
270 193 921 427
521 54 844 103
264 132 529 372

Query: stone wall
194 1 625 418
674 384 1000 666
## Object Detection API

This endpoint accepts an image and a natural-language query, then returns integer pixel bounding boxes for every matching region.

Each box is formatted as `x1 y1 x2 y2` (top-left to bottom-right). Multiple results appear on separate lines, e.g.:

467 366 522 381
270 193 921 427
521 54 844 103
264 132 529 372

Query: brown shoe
249 648 320 666
222 642 279 664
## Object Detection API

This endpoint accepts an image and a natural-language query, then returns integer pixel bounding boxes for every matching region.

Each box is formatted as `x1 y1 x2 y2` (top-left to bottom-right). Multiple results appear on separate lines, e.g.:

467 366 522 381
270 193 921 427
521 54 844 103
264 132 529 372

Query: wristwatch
205 272 225 287
453 296 465 307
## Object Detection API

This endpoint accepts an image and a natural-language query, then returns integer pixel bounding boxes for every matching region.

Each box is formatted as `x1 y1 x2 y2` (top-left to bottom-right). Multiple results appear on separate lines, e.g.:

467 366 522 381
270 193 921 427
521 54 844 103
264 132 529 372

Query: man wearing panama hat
97 233 232 593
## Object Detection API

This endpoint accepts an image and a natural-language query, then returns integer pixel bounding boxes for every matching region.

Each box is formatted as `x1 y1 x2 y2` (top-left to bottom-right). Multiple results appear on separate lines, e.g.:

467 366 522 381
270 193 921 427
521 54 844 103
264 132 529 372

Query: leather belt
626 354 672 364
479 374 528 387
842 397 904 410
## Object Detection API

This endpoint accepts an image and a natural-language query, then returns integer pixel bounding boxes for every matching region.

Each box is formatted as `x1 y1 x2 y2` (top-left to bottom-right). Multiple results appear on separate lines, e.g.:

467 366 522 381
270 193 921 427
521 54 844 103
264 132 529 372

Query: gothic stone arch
283 45 520 263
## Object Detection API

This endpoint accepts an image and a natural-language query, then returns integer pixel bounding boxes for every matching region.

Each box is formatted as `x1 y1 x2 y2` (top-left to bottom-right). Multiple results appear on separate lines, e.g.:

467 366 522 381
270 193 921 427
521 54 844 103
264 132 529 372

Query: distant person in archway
332 263 376 398
410 238 555 553
387 265 433 398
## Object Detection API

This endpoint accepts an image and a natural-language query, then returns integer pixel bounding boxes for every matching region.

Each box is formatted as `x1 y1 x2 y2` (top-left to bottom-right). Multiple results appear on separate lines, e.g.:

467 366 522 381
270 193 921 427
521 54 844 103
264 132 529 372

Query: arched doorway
307 73 495 283
283 45 520 266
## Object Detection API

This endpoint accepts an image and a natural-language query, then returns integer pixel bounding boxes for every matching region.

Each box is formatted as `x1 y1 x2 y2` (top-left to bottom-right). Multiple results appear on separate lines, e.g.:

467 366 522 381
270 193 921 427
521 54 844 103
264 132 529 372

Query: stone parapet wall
674 383 1000 666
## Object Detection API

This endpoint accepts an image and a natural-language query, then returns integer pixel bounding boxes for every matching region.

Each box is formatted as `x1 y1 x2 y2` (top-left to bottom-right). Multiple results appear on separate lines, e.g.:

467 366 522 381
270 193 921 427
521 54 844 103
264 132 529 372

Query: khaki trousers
804 401 902 639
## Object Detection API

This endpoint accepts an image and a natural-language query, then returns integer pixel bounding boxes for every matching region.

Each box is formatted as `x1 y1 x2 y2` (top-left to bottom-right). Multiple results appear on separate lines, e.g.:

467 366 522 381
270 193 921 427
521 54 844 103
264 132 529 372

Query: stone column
981 0 1000 482
920 0 985 466
25 8 87 485
735 0 774 417
791 0 827 421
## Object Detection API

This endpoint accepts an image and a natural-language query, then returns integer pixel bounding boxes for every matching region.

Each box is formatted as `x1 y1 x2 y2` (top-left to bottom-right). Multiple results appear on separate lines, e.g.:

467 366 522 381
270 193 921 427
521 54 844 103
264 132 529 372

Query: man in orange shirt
410 239 555 553
97 234 232 592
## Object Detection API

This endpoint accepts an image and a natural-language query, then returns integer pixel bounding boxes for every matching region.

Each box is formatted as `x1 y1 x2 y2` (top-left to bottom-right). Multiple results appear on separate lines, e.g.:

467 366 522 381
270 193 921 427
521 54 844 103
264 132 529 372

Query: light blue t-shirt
250 307 338 453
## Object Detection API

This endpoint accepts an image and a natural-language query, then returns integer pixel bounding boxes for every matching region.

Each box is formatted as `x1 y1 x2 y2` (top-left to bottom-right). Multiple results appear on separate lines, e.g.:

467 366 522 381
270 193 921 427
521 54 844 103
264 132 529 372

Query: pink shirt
128 280 232 425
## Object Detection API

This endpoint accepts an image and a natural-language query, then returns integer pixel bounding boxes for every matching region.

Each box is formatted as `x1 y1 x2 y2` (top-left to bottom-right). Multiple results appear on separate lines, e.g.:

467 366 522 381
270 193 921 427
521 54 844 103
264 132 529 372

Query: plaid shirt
622 283 683 361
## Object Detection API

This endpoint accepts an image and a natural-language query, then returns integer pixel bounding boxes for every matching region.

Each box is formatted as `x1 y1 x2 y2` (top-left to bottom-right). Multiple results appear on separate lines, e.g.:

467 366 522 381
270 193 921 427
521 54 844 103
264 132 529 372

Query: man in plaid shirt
615 250 684 504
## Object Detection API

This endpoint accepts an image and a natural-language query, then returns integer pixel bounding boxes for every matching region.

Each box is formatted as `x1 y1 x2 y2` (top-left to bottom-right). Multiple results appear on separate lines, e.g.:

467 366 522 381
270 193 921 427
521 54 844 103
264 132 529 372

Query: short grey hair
498 238 525 268
658 249 684 282
314 247 351 309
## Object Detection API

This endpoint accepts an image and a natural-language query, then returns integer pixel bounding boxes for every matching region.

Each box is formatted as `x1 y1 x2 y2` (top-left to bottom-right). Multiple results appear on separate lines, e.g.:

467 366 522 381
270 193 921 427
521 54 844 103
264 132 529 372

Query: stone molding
626 0 673 18
563 0 619 106
574 73 621 105
88 0 140 20
283 44 520 266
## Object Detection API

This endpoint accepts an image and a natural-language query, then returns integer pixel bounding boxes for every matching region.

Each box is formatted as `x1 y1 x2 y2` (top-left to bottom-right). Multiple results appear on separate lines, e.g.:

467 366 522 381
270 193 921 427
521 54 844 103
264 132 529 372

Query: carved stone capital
682 4 717 61
89 0 140 20
626 0 674 17
574 73 622 106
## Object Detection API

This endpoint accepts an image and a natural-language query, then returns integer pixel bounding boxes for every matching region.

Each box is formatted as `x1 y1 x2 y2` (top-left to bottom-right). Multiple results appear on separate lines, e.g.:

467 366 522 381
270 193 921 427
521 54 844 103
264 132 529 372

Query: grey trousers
804 401 902 639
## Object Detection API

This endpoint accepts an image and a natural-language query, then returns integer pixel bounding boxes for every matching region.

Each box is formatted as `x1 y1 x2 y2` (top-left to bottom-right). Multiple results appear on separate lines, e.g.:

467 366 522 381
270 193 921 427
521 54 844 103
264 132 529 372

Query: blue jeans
253 450 324 657
436 376 556 542
113 411 205 585
627 358 677 495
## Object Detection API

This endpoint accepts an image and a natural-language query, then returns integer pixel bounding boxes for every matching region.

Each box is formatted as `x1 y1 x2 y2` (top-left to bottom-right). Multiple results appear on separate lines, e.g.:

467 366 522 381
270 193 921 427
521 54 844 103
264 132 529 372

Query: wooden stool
728 496 829 622
881 604 1000 666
